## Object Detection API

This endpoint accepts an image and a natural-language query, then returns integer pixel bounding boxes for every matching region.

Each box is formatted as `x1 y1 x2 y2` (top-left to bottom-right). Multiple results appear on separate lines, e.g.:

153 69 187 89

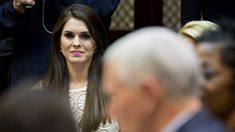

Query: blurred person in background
0 0 13 93
180 20 219 46
181 0 235 26
0 37 13 93
103 27 227 132
197 20 235 130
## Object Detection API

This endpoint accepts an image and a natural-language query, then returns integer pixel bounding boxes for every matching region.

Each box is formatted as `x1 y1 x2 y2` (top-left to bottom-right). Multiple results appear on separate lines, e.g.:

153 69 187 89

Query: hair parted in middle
41 4 109 131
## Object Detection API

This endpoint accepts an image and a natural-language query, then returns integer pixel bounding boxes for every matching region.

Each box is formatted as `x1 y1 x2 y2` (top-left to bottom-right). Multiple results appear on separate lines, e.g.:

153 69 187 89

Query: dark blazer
0 38 12 92
177 108 228 132
181 0 235 25
0 0 120 87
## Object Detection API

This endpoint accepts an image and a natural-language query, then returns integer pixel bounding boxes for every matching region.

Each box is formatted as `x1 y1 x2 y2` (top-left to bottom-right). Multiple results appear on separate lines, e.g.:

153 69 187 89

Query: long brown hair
41 4 109 131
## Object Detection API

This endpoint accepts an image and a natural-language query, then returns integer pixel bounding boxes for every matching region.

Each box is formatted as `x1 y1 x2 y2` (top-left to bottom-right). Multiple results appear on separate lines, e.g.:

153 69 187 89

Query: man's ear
140 75 165 105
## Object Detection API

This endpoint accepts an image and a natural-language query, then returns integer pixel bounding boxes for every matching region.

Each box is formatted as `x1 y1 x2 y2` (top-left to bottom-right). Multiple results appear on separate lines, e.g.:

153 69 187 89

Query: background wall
110 0 134 30
162 0 180 31
109 0 181 42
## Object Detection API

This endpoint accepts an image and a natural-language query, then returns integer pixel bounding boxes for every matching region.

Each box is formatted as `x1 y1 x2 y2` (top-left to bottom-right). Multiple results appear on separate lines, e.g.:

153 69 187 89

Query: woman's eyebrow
80 31 90 34
63 30 90 34
63 30 73 33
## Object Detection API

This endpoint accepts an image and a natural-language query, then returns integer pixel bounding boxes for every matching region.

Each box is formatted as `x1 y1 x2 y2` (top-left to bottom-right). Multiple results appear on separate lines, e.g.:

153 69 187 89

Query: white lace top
69 87 119 132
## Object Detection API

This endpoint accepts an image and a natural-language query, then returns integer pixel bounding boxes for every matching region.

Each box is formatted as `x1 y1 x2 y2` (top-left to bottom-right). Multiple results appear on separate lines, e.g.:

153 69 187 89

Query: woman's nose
72 37 81 47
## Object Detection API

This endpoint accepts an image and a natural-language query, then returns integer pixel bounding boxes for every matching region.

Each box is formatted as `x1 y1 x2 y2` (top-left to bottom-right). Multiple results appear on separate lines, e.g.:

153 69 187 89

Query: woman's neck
67 62 90 90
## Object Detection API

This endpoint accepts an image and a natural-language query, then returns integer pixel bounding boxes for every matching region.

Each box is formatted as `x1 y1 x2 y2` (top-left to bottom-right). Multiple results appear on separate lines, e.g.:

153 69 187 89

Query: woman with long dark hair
38 4 118 132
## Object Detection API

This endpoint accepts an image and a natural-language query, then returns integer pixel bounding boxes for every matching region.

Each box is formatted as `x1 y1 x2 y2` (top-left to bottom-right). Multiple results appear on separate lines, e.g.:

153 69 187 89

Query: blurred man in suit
0 87 77 132
103 27 228 132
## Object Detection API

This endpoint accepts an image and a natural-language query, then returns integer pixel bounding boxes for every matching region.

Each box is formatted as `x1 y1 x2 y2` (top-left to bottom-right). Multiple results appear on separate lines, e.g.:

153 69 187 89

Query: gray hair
104 27 203 97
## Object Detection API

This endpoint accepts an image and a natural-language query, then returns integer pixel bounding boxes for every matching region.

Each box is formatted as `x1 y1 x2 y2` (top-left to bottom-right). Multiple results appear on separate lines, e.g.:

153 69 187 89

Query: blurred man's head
0 88 77 132
103 27 203 132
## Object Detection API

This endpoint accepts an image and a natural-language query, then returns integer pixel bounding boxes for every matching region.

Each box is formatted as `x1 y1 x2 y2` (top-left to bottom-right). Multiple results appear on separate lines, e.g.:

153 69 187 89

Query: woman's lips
70 51 83 55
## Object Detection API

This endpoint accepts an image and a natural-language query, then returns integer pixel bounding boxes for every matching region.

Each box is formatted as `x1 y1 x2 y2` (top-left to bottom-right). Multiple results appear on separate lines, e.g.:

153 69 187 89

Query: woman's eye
201 62 216 80
64 33 74 39
204 71 213 80
80 33 91 40
204 69 217 80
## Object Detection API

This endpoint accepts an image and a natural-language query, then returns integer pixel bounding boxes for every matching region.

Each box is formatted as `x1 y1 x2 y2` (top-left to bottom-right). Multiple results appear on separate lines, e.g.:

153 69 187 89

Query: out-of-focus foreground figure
0 88 77 132
103 27 228 132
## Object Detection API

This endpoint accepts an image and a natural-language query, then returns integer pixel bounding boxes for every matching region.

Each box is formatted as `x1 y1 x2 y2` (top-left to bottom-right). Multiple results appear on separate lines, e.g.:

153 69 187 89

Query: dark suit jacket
181 0 235 25
0 38 12 91
177 108 228 132
0 0 120 87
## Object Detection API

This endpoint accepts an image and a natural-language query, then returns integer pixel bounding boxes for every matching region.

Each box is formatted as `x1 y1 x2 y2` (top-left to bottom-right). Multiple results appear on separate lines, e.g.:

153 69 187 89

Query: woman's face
196 43 234 118
60 17 96 66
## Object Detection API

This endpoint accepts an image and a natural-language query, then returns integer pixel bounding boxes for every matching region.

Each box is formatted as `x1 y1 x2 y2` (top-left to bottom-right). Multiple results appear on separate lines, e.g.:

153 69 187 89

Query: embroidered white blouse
69 87 119 132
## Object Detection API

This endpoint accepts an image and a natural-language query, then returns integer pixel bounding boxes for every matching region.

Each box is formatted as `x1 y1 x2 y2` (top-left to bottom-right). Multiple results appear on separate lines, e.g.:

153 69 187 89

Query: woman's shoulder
96 119 119 132
32 81 43 90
